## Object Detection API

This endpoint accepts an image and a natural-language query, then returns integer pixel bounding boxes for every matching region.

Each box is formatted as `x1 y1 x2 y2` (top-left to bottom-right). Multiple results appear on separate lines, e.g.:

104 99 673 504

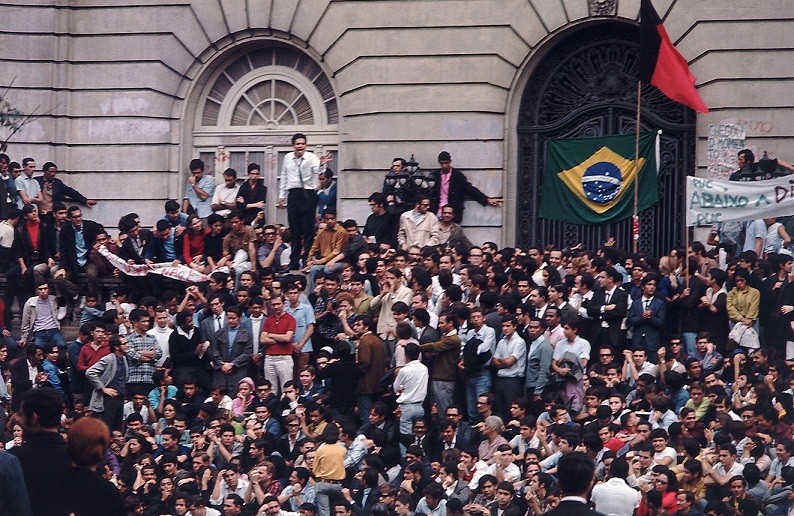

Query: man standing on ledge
35 161 97 222
278 133 332 271
430 151 501 224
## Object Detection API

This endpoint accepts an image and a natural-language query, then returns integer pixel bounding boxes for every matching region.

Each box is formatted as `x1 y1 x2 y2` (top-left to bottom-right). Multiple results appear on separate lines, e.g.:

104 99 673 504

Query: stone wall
0 0 790 246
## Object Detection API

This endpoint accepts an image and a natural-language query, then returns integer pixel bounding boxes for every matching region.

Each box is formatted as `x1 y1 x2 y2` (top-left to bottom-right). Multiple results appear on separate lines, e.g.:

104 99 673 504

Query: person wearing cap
430 150 502 224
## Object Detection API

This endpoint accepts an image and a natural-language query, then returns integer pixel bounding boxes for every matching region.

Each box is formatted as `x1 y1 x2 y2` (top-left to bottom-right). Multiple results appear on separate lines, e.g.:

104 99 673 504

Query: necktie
215 315 222 332
645 299 651 311
536 308 541 318
605 292 611 304
296 158 305 189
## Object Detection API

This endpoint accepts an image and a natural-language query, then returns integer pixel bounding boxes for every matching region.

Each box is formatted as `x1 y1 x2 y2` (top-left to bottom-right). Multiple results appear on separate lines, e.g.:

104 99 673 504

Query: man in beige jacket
397 196 439 251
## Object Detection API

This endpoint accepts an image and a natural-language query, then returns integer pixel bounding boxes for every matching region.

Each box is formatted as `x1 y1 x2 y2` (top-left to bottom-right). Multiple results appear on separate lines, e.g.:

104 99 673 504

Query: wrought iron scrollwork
516 23 696 257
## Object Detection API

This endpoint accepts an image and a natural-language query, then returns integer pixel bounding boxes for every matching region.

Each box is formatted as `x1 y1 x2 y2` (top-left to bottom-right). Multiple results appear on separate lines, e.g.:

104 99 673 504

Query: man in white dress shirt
277 133 332 271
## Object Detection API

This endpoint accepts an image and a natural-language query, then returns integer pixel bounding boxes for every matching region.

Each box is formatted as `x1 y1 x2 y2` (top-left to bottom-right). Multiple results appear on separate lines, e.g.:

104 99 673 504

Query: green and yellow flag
538 132 659 225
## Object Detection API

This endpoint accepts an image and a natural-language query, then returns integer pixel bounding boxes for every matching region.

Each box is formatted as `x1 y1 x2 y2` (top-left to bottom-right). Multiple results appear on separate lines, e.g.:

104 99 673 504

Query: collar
559 496 588 504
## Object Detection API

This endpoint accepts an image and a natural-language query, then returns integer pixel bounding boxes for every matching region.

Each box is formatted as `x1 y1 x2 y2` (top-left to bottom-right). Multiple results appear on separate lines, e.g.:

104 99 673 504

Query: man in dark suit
587 266 629 352
429 151 502 223
542 451 604 516
54 205 104 302
211 305 253 396
625 274 666 355
36 161 97 212
10 346 48 412
200 293 227 351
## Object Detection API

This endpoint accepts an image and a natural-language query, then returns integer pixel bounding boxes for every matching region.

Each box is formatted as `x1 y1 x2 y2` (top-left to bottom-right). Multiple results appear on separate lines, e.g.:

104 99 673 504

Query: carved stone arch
515 22 696 256
178 35 340 224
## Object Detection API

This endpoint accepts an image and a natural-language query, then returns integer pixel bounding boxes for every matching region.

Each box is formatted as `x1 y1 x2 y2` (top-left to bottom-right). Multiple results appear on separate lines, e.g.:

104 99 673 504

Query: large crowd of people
0 139 792 516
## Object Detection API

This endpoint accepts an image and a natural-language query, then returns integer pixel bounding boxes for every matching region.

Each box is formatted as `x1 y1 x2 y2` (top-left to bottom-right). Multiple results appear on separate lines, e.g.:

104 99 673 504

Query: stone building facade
0 0 790 251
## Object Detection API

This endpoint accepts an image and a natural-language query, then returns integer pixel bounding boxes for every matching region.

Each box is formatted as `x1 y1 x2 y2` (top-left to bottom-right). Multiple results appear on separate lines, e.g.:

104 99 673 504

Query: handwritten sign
707 123 747 179
686 176 794 226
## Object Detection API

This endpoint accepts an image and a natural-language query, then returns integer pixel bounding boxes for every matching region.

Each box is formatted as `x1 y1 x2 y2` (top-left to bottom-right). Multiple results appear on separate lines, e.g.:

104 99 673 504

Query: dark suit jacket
59 219 104 274
418 325 440 344
626 295 667 350
429 168 490 223
352 485 380 516
543 499 605 516
211 325 253 371
35 176 89 206
14 220 56 265
117 229 152 264
10 358 45 411
587 287 629 349
236 179 267 223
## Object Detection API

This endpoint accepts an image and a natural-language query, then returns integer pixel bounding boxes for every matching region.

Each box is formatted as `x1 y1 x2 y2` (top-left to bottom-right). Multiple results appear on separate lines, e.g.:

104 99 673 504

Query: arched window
193 44 339 224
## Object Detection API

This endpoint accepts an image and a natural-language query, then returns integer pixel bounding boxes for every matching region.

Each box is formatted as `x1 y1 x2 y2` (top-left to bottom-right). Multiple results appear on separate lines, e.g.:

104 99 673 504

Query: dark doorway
516 22 696 256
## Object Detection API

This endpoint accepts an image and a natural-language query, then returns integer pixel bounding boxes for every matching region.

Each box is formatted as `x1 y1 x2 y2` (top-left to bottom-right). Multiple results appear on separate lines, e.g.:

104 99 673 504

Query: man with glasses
54 205 103 311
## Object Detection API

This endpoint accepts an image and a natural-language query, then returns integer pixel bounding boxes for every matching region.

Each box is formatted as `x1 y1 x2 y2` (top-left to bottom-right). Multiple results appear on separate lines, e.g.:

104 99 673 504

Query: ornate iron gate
517 23 696 256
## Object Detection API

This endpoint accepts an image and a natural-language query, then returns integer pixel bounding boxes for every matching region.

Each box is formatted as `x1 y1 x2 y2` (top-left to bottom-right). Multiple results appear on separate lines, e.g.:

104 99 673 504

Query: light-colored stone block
290 0 331 42
338 198 371 226
678 20 794 58
342 112 506 142
247 0 273 28
339 141 504 172
65 118 175 145
188 1 231 46
67 34 195 75
66 62 183 95
341 83 508 116
690 50 793 87
60 145 177 174
560 0 589 22
464 227 503 248
324 26 529 72
617 0 641 21
271 0 300 32
696 109 794 139
0 4 58 32
529 0 569 32
60 172 179 201
698 80 792 110
335 55 516 94
460 201 503 227
219 0 249 34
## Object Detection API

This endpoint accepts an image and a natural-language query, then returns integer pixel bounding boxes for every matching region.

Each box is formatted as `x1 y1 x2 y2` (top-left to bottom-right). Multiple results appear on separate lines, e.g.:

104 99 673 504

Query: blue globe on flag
581 161 623 204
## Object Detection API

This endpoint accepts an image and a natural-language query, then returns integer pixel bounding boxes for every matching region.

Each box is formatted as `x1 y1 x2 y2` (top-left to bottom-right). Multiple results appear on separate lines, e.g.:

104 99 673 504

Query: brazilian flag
538 132 659 225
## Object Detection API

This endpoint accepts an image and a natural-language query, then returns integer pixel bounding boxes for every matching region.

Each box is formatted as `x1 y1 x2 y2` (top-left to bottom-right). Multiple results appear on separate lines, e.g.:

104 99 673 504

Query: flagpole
633 80 642 253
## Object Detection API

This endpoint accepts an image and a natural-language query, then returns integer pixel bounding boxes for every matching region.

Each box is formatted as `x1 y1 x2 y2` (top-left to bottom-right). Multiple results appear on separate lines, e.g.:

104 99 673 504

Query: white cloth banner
686 175 794 227
97 246 211 283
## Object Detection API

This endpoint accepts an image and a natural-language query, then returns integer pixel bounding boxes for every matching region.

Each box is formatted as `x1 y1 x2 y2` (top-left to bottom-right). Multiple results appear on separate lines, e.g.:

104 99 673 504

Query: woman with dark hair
119 434 154 473
183 214 211 273
54 417 125 515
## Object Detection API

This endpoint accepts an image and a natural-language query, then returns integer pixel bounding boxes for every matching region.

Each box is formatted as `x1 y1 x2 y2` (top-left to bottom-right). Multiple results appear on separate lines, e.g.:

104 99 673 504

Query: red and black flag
639 0 709 114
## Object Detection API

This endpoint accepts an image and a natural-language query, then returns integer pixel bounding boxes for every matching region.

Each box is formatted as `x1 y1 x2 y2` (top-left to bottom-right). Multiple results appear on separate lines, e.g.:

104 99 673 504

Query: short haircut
556 451 595 496
67 417 110 468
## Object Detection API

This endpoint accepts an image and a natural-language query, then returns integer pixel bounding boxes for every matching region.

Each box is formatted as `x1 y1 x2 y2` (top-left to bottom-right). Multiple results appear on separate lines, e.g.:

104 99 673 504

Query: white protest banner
686 175 794 227
97 246 212 283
